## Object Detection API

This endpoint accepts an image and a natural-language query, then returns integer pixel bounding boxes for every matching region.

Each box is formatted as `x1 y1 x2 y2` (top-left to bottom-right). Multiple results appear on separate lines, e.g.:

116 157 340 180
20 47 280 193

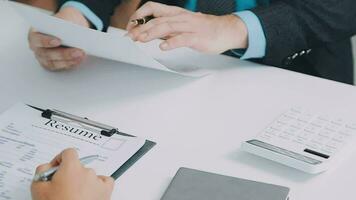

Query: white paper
10 1 211 77
109 28 215 77
0 103 145 200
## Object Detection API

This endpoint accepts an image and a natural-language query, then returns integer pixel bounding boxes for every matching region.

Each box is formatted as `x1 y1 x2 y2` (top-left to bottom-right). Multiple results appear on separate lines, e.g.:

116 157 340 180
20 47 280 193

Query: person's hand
28 7 90 71
31 149 114 200
126 1 248 54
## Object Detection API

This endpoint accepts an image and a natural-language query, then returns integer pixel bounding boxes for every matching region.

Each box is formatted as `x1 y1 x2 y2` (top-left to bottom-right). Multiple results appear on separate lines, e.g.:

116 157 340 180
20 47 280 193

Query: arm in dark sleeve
58 0 123 31
251 0 356 67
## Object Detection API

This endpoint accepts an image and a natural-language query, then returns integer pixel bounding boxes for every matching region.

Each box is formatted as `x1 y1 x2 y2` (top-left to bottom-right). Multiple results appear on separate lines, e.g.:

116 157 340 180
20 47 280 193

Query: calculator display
247 140 322 165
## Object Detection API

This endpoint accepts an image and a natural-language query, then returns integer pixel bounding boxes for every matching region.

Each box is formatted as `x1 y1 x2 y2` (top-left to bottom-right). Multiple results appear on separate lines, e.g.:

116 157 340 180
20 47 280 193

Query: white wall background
353 36 356 84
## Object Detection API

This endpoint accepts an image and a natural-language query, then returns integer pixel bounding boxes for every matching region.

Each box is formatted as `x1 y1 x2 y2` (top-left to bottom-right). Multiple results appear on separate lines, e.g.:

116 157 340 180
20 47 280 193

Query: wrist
225 15 248 50
56 7 90 28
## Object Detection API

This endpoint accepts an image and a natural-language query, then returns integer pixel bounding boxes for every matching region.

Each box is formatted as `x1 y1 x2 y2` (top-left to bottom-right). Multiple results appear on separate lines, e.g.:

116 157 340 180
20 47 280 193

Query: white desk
2 2 356 200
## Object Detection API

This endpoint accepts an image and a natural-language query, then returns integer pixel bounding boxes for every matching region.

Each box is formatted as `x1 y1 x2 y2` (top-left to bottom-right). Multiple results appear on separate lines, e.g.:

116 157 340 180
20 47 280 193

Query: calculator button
314 135 329 143
330 137 344 144
333 134 348 142
304 125 319 133
319 130 333 137
325 142 342 152
331 119 343 126
270 122 285 130
306 143 320 151
310 139 323 145
283 130 296 137
291 121 306 129
278 134 291 140
294 137 308 146
338 130 352 138
322 146 337 155
297 114 312 123
285 126 300 134
317 116 330 124
265 127 279 136
290 107 303 114
325 125 338 132
292 139 304 145
259 135 272 141
300 130 314 139
345 124 356 131
279 115 293 123
311 119 326 127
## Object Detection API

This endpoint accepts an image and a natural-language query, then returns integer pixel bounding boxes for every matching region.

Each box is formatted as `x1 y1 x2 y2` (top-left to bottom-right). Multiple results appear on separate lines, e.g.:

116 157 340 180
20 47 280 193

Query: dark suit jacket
58 0 356 84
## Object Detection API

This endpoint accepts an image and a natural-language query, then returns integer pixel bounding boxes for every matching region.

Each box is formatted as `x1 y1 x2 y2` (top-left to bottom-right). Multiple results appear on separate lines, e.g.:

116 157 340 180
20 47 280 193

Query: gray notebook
161 168 290 200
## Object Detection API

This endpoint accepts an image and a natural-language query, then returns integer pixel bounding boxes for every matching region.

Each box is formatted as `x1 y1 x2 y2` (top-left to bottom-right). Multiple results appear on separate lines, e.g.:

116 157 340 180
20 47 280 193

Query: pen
33 155 99 182
131 16 155 25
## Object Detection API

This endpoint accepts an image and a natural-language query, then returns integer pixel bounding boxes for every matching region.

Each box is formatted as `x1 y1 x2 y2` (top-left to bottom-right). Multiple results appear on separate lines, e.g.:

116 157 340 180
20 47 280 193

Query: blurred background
13 0 356 83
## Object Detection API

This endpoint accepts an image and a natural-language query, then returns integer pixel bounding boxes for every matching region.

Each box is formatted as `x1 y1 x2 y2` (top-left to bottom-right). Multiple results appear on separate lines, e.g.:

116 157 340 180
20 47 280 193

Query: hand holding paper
28 6 89 70
11 1 212 77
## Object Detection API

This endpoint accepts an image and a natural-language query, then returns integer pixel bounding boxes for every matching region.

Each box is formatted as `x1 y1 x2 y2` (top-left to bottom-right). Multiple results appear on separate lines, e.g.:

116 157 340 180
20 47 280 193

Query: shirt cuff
232 11 266 59
61 1 104 31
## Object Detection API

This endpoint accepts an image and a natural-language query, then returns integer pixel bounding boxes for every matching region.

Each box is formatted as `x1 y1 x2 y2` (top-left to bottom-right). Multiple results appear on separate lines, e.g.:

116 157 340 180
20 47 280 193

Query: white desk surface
2 2 356 200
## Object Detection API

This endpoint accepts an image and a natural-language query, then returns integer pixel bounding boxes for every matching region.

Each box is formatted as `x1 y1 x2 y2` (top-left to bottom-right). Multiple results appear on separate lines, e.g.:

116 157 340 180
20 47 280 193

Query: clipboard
27 104 156 180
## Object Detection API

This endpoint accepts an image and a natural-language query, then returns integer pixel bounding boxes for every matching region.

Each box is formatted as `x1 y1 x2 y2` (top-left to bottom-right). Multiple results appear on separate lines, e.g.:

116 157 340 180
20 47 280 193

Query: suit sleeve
58 0 122 31
250 0 356 67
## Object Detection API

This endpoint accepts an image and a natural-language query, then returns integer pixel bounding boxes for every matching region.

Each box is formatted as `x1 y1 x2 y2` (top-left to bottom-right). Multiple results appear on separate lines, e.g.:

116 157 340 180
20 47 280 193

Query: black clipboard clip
28 105 130 137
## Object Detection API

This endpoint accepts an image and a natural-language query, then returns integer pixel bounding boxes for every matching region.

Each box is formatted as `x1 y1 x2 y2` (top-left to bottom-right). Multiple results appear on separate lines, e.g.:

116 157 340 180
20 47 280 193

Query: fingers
35 148 78 174
28 28 61 50
35 47 84 61
50 148 80 168
35 149 78 180
34 149 79 184
160 33 197 51
36 58 82 71
35 163 53 174
127 1 187 30
128 18 165 40
33 163 53 194
34 47 85 70
128 14 192 41
140 22 192 42
35 54 83 71
31 180 50 200
29 28 85 70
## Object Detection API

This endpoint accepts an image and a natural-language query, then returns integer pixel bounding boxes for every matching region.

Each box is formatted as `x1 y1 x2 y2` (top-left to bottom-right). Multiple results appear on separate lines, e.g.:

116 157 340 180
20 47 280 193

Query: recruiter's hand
127 1 248 54
28 7 90 71
31 149 114 200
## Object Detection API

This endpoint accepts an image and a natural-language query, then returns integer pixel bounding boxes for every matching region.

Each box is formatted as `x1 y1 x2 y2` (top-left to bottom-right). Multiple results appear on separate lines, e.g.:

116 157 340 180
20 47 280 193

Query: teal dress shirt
61 0 268 59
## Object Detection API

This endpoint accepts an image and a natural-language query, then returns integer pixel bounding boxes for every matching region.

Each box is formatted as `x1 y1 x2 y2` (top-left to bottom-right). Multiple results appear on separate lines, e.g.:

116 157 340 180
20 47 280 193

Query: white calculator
241 107 356 174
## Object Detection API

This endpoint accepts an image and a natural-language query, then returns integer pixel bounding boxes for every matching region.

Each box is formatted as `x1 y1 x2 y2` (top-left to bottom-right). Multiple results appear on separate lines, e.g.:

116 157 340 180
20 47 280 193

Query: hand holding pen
33 154 99 181
131 16 155 26
31 149 114 200
126 2 248 53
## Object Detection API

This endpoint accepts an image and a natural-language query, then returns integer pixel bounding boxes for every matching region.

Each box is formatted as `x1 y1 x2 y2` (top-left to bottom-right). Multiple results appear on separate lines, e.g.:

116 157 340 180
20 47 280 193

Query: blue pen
33 155 99 182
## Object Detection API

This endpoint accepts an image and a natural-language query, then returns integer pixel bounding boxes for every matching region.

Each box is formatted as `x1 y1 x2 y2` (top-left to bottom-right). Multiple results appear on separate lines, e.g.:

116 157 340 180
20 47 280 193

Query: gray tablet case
161 168 290 200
